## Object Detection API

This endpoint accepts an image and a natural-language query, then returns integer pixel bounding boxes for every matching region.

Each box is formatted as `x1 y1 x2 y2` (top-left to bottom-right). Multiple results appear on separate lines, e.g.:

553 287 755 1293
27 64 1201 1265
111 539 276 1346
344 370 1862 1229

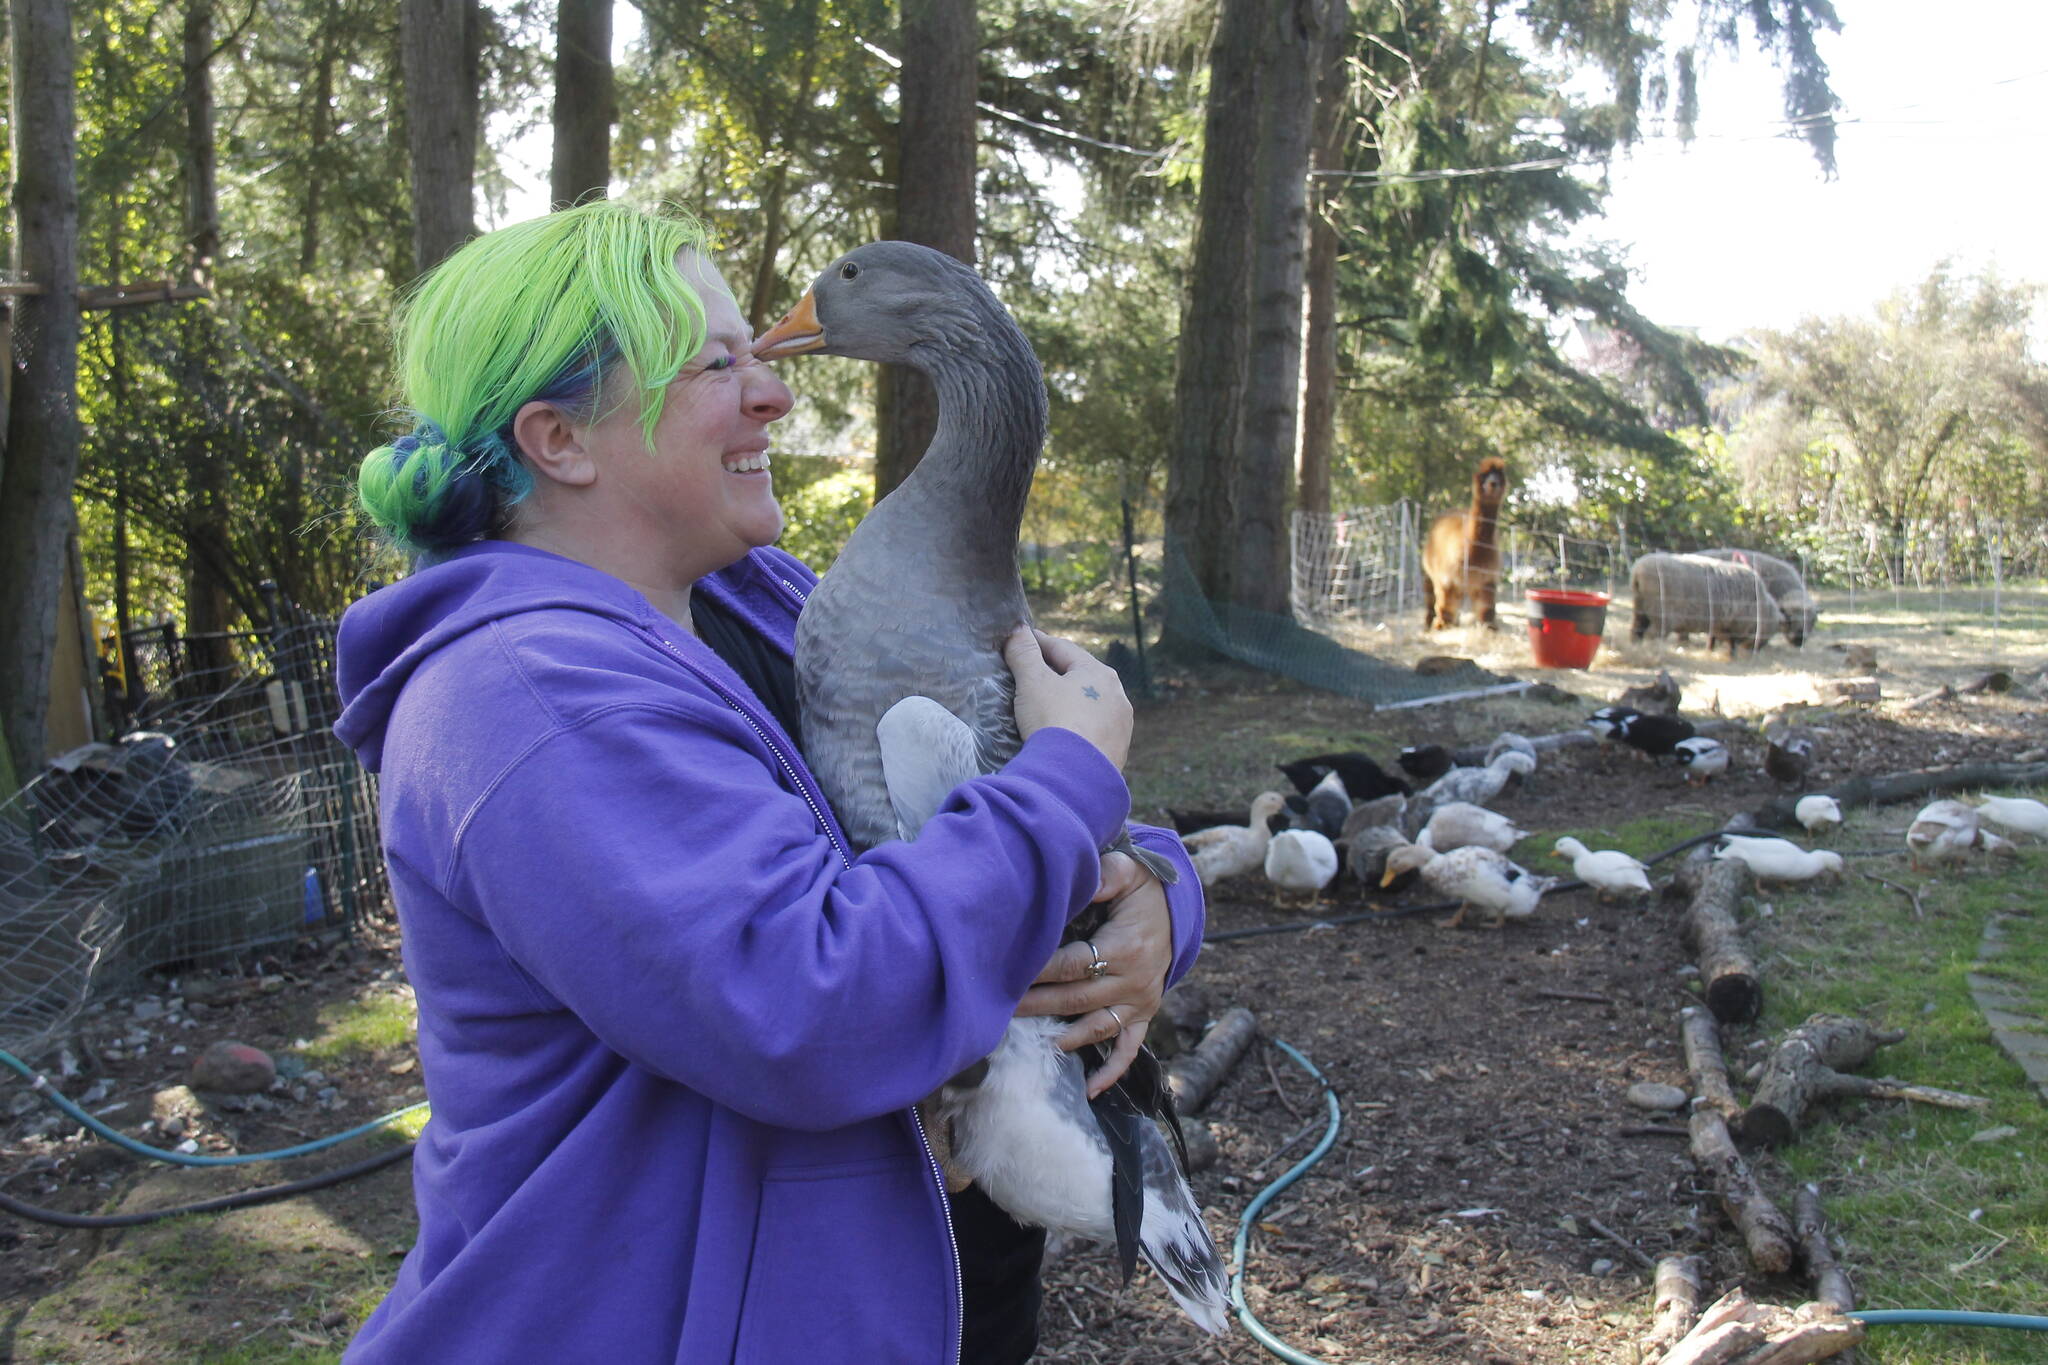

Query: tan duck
1906 799 2016 871
1382 842 1550 929
1182 791 1289 886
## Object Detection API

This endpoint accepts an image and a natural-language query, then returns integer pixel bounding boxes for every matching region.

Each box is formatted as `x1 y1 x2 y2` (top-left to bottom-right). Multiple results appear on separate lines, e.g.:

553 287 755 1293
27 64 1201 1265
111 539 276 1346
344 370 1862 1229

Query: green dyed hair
358 200 715 558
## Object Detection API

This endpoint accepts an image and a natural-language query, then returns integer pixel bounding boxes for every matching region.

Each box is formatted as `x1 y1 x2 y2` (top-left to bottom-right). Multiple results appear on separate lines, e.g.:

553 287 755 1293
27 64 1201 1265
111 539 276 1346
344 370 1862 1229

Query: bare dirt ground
1 612 2042 1362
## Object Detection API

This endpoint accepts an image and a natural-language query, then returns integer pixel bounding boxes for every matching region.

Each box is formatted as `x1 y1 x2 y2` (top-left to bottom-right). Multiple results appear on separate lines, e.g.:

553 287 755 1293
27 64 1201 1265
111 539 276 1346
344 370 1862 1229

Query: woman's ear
512 400 599 488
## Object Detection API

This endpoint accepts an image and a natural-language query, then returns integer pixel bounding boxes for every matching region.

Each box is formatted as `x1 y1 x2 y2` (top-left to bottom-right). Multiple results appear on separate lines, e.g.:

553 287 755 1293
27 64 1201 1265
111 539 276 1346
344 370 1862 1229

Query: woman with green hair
332 200 1206 1362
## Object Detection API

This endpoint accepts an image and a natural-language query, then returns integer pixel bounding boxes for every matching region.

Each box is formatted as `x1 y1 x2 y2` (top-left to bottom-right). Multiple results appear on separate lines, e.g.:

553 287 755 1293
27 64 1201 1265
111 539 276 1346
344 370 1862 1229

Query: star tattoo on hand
1082 685 1100 700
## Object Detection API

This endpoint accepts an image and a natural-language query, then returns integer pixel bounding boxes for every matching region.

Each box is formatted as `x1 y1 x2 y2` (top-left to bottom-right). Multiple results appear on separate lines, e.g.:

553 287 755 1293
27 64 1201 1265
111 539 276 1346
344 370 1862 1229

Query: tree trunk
182 0 219 285
403 0 481 276
1295 0 1347 524
181 0 236 682
0 0 83 780
1163 0 1263 613
300 37 334 274
1229 0 1325 616
550 0 614 207
874 0 977 502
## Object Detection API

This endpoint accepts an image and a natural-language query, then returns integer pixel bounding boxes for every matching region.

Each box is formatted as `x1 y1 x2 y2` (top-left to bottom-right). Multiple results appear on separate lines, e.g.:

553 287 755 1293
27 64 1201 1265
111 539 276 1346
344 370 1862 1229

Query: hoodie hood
333 540 803 772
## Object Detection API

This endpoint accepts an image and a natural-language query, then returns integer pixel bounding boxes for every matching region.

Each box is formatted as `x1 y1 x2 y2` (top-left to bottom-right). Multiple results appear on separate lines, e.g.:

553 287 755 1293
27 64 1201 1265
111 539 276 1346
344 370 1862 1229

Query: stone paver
1970 912 2048 1102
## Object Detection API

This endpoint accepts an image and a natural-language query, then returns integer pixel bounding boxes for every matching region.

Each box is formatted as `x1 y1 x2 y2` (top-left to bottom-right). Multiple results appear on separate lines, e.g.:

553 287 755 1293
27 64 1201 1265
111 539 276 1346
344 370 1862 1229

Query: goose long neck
899 308 1046 552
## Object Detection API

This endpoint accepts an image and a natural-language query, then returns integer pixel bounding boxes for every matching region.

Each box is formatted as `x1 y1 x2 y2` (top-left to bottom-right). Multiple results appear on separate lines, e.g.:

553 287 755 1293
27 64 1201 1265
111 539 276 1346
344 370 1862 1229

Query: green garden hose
1 1046 427 1167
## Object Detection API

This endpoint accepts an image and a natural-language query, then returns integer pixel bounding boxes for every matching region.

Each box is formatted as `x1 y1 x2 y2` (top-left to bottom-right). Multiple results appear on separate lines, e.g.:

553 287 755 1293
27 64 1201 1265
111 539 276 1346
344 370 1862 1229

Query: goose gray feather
757 241 1222 1333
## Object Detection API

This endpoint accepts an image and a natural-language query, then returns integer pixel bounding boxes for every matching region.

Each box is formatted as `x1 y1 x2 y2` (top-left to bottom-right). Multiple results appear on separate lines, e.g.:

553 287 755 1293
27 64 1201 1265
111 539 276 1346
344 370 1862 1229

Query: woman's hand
1014 851 1171 1098
1003 627 1132 771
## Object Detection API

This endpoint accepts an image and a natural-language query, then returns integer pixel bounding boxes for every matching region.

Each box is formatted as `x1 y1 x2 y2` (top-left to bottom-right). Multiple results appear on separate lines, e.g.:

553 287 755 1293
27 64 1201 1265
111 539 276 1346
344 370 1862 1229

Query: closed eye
704 354 736 372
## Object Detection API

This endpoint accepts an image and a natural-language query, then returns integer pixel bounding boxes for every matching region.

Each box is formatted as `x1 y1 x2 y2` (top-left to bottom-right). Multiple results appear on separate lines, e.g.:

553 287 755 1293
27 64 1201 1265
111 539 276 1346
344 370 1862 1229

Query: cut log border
1689 1109 1796 1275
1750 760 2048 832
1683 858 1762 1025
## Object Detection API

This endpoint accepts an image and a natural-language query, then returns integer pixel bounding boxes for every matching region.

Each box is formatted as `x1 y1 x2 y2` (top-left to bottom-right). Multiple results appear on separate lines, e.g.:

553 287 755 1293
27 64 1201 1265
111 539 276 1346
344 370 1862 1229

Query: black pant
949 1183 1046 1364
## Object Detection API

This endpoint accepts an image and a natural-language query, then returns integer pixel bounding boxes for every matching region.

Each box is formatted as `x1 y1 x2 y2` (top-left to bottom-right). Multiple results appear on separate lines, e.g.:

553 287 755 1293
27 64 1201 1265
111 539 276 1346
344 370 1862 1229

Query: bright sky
1570 1 2048 342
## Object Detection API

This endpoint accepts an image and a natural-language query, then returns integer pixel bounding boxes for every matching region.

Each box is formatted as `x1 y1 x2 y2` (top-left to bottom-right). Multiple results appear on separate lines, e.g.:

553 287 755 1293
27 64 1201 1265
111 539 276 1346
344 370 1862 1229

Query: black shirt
689 586 1045 1362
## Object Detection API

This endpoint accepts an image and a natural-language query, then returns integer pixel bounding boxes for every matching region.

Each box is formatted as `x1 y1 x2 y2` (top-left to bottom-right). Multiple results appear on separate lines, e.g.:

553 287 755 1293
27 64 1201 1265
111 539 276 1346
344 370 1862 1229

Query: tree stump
1737 1014 1905 1148
1689 1109 1796 1274
1683 859 1761 1025
1167 1006 1257 1114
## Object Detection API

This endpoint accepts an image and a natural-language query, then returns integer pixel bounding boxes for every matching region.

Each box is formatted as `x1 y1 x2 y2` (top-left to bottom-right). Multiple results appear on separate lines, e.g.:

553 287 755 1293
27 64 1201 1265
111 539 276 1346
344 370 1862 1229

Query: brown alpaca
1421 457 1507 630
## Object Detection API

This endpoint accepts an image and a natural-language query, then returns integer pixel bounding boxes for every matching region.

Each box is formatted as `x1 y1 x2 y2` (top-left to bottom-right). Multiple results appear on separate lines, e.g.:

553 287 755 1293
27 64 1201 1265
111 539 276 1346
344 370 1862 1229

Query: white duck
1265 828 1339 906
1906 799 2015 871
1552 836 1653 900
1420 750 1536 807
1416 801 1526 854
1975 795 2048 840
1714 835 1843 884
1182 791 1289 887
1382 843 1549 929
1794 794 1843 834
1674 736 1728 785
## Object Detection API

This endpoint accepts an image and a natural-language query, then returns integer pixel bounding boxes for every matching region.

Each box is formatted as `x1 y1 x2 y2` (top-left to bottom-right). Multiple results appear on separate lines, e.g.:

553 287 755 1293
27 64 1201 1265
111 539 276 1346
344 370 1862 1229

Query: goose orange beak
754 292 824 359
1379 866 1399 888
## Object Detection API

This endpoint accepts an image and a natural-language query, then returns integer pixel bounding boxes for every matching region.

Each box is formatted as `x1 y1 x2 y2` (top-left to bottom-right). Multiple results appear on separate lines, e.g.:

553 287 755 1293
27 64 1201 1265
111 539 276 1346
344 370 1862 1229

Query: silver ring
1085 941 1109 980
1105 1005 1125 1035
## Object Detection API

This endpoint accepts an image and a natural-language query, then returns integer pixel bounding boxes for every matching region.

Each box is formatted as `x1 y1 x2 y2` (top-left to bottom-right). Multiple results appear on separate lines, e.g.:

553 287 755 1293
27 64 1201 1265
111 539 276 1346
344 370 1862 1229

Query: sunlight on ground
1324 587 2048 718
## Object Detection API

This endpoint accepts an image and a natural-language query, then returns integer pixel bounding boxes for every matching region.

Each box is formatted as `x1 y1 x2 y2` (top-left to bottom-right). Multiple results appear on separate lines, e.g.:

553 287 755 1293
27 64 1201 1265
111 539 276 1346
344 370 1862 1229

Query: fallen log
1683 859 1762 1026
1682 1006 1743 1121
1644 1254 1706 1360
1657 1289 1865 1365
1898 683 1954 711
1749 760 2048 832
1690 1109 1796 1274
1167 1006 1257 1114
1793 1184 1855 1316
1737 1014 1907 1148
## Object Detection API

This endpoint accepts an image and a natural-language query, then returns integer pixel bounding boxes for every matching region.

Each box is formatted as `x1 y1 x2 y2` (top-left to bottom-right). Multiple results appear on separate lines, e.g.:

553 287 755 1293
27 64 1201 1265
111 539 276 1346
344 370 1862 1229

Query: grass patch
1740 792 2048 1365
296 992 415 1065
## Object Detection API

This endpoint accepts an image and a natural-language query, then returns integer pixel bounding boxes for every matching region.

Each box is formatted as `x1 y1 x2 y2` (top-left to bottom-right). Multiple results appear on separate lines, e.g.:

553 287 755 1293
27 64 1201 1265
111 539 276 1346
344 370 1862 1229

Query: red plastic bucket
1525 589 1610 669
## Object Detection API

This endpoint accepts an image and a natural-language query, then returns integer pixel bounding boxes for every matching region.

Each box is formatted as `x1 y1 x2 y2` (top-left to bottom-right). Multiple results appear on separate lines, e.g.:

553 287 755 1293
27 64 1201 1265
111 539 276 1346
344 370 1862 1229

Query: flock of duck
1174 703 2048 928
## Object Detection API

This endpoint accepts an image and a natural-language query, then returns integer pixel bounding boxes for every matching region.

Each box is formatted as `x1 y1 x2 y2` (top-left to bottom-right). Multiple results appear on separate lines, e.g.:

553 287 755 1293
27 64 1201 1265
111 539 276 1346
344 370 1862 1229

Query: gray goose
756 241 1225 1334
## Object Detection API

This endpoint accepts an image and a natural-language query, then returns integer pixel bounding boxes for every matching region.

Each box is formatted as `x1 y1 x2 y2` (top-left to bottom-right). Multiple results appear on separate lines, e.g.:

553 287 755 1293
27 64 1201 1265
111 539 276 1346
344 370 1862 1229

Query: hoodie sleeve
1127 823 1204 986
443 699 1131 1133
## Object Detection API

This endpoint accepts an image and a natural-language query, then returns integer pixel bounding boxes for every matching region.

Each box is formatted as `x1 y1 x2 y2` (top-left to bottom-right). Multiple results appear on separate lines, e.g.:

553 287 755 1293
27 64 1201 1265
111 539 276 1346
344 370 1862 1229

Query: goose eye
839 262 860 281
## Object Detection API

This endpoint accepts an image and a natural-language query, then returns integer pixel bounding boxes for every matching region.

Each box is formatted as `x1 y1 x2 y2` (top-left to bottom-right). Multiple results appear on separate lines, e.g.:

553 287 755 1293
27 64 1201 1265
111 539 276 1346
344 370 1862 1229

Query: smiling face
574 251 795 585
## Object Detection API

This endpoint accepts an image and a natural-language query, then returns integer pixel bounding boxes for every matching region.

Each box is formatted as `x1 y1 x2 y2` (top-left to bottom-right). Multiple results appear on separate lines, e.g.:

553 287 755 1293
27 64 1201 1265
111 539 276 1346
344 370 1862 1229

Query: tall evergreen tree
0 0 84 779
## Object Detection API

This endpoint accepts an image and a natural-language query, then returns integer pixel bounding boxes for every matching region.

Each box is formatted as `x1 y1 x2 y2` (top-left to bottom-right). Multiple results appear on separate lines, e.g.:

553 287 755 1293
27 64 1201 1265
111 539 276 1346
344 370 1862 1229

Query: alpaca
1422 457 1507 630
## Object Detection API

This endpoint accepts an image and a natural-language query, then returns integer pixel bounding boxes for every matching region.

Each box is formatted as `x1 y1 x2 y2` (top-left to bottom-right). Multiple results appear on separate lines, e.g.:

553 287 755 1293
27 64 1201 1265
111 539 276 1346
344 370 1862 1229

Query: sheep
1694 547 1819 646
1629 552 1780 657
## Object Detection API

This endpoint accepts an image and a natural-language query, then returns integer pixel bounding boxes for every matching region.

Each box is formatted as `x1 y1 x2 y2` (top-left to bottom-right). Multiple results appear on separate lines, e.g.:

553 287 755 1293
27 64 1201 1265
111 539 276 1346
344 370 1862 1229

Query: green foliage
1728 267 2048 582
773 456 870 570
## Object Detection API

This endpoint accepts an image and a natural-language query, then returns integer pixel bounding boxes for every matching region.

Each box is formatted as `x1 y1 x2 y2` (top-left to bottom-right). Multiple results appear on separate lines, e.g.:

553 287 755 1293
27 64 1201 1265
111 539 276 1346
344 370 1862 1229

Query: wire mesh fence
0 604 379 1057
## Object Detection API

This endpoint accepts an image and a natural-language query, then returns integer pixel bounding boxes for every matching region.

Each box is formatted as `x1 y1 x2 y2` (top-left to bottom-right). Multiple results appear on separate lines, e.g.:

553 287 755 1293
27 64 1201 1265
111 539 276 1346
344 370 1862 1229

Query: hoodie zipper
652 615 964 1365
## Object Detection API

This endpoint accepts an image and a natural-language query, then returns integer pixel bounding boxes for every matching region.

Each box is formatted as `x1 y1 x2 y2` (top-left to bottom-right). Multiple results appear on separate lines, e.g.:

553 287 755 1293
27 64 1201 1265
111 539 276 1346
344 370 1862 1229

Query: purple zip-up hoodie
332 540 1203 1364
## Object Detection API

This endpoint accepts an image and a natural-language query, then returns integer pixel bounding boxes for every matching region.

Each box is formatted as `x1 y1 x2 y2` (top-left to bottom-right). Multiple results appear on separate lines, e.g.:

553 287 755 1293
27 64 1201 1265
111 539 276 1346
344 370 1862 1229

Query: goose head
755 241 1011 371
